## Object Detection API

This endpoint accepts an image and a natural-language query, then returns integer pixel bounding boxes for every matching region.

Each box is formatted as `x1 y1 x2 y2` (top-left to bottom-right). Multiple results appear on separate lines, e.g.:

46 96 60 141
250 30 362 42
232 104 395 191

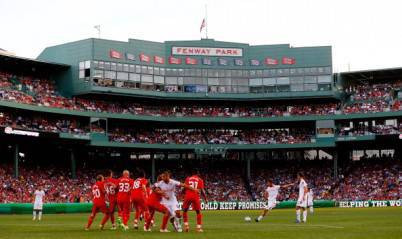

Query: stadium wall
0 200 335 214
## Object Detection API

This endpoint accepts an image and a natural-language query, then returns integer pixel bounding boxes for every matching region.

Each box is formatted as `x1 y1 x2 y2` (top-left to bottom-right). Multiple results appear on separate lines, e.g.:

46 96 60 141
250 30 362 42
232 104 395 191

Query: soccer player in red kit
145 175 170 232
85 175 109 230
104 170 119 230
117 170 133 230
183 170 208 232
131 169 150 230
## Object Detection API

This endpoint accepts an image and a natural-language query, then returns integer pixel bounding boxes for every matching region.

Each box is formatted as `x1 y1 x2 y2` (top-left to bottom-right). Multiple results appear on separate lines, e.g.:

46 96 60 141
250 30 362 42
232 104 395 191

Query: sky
0 0 401 72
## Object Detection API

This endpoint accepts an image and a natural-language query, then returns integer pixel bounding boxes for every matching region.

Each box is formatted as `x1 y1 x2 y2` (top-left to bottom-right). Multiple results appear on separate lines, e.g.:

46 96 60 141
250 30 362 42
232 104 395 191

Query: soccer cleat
196 228 204 233
255 218 260 222
133 223 138 230
117 217 124 229
295 219 301 223
184 225 190 232
160 229 170 233
84 227 89 231
99 224 104 230
110 225 117 230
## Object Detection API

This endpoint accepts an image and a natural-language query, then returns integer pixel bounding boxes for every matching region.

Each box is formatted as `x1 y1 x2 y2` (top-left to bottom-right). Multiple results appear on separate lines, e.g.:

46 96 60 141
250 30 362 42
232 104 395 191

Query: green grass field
0 207 401 239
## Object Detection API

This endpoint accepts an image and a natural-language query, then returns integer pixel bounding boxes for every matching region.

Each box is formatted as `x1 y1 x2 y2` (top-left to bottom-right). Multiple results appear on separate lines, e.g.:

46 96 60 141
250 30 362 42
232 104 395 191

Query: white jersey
307 190 314 205
155 179 181 203
34 190 45 204
298 179 308 201
265 185 280 201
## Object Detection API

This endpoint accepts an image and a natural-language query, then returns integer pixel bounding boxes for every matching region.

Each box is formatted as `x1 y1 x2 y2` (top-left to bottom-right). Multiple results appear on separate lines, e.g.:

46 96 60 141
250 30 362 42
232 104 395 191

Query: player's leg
132 200 140 229
109 201 116 230
32 209 37 221
144 206 155 231
296 206 301 223
256 208 269 222
86 206 98 230
309 205 314 214
155 203 170 232
302 207 308 222
116 200 123 227
182 199 190 232
38 209 43 221
193 198 203 232
256 200 274 222
99 205 110 230
140 204 150 230
122 201 131 229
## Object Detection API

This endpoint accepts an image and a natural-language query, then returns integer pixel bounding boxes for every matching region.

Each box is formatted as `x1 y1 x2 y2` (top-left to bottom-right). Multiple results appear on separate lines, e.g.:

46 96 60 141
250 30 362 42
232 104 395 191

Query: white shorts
34 202 43 210
161 199 179 216
296 198 307 208
264 200 277 210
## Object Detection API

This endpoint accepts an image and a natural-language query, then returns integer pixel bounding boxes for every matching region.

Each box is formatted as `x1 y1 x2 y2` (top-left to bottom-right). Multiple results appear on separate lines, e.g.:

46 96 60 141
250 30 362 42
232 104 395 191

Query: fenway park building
0 37 401 183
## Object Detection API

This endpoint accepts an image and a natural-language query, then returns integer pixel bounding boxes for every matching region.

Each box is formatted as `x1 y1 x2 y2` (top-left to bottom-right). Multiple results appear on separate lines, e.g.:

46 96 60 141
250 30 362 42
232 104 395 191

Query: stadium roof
0 53 69 73
340 67 402 83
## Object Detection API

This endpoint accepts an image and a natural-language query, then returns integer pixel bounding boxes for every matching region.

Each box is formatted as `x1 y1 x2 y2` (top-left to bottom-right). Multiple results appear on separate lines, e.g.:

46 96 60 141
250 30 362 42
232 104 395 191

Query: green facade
37 38 333 98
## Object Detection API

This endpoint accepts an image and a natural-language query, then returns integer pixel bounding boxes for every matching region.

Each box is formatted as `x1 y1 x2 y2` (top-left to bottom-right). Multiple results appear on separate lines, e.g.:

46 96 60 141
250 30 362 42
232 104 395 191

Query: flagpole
205 4 208 39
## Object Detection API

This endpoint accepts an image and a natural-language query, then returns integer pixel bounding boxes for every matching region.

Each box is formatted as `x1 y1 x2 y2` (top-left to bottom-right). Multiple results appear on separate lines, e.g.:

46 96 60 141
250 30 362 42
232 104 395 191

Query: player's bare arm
180 182 197 192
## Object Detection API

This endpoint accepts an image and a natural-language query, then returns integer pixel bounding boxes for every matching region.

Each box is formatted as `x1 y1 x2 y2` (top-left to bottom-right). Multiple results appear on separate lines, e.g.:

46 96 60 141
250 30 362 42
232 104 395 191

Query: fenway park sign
172 46 243 57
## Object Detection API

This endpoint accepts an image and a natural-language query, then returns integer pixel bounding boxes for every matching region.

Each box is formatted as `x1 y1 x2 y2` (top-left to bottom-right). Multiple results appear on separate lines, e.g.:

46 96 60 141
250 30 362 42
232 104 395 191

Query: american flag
250 59 260 66
200 18 206 32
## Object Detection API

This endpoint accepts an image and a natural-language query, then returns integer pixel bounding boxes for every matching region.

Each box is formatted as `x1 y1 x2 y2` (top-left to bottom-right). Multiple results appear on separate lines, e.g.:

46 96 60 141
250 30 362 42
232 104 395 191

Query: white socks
38 211 42 220
303 210 307 222
309 207 314 213
33 211 36 220
296 209 301 221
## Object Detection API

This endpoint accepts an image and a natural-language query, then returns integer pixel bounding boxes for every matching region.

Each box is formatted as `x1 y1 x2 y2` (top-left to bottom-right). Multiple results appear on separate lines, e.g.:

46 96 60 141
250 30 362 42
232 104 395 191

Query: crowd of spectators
109 128 313 145
333 156 400 201
0 165 94 203
344 82 402 114
1 156 399 203
347 84 393 101
0 111 89 135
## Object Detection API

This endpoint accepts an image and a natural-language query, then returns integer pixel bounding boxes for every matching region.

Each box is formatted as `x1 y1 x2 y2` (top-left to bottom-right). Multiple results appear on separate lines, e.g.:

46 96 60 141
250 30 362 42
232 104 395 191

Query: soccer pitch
0 208 401 239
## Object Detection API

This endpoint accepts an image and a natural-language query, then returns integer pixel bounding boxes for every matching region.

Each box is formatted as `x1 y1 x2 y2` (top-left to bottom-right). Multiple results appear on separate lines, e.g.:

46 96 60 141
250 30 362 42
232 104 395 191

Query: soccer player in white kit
32 186 45 221
155 171 196 232
255 179 294 222
307 188 314 214
296 172 308 223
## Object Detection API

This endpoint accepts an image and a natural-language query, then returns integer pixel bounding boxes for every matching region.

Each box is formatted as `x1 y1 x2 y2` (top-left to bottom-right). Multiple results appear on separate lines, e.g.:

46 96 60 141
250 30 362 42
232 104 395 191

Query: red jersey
117 177 133 201
184 175 204 198
92 181 106 205
131 177 148 199
147 186 163 204
104 177 119 201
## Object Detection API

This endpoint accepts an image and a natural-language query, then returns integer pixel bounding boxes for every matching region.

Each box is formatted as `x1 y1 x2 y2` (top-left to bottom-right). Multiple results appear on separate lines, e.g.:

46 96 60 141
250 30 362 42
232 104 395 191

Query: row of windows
91 78 332 93
87 69 332 86
80 60 332 78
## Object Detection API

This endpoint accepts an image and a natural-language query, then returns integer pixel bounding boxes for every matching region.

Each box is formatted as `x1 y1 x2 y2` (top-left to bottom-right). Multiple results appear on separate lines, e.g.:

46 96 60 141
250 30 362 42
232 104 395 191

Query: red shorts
183 196 201 211
117 199 131 214
132 196 148 212
91 203 108 216
146 200 167 213
109 199 117 213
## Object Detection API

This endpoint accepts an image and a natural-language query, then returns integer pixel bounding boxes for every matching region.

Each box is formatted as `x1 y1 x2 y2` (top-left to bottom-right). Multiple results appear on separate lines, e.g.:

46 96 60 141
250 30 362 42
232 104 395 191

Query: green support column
70 150 77 179
14 144 19 178
333 150 338 179
151 154 155 183
246 156 251 181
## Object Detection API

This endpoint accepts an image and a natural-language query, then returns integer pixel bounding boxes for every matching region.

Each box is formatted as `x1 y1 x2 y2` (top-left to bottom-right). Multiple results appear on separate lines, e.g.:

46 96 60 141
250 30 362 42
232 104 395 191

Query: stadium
0 35 401 238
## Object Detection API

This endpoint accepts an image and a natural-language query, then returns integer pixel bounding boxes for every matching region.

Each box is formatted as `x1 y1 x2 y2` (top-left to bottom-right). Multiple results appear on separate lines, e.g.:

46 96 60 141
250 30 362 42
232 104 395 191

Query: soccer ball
244 216 252 222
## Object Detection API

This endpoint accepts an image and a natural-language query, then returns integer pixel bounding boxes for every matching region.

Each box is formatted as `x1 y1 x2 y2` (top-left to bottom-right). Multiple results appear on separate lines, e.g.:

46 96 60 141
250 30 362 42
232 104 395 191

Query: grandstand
0 38 401 204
